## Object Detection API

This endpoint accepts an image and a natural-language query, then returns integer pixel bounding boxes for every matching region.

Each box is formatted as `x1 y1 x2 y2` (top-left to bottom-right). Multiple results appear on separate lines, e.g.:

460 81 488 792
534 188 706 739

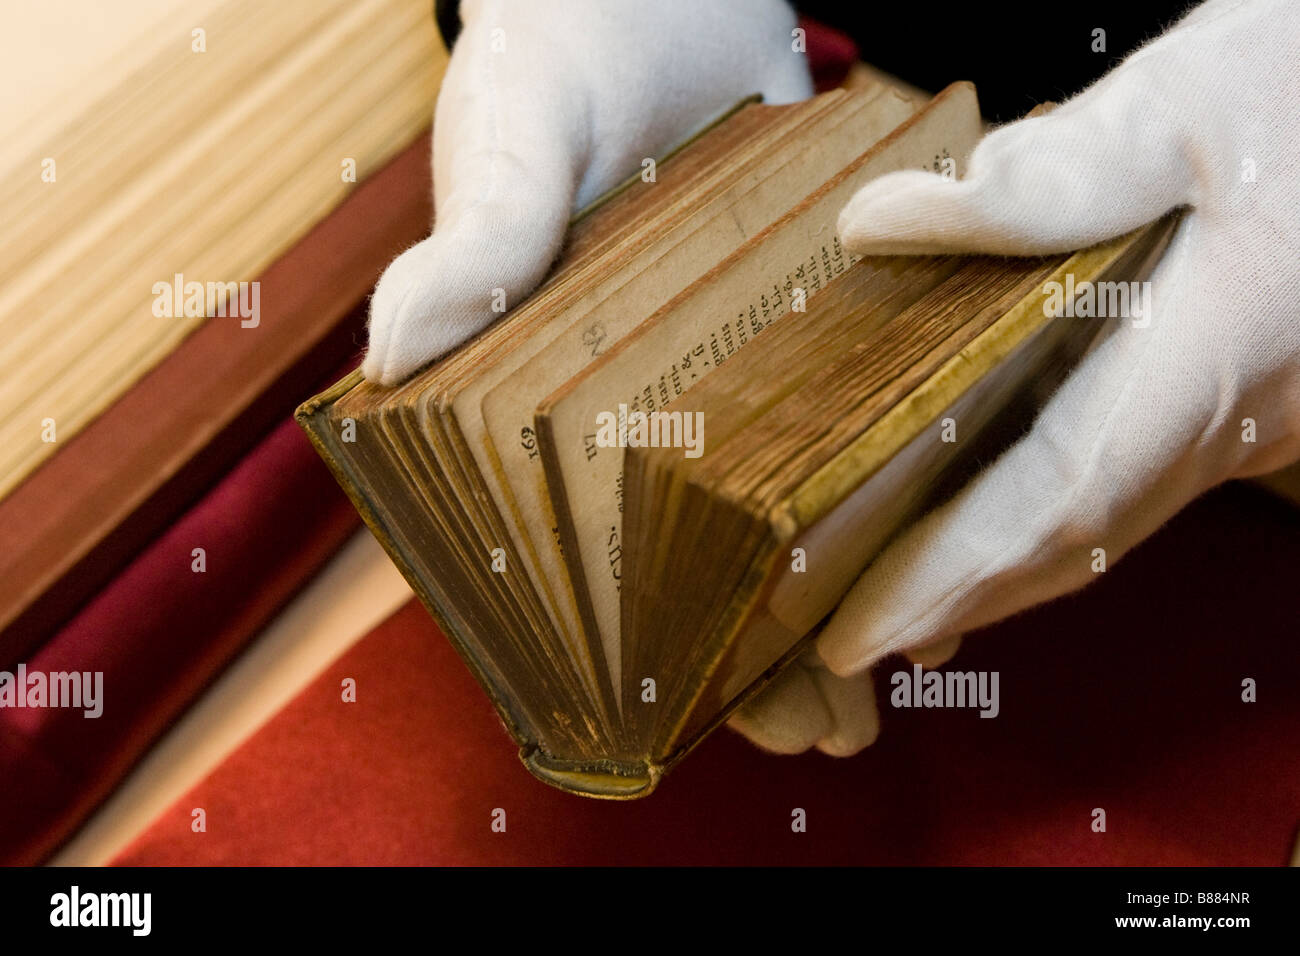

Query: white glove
733 0 1300 755
362 0 811 383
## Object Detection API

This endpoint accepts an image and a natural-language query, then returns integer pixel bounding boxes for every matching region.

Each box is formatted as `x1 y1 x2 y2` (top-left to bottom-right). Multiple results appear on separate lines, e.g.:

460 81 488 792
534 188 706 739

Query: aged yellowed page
538 84 984 687
477 86 918 678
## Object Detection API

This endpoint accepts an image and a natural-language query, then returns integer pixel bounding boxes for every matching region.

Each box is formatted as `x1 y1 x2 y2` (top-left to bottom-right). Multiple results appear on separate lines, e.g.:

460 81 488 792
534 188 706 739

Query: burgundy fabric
0 417 361 865
113 484 1300 865
802 16 858 92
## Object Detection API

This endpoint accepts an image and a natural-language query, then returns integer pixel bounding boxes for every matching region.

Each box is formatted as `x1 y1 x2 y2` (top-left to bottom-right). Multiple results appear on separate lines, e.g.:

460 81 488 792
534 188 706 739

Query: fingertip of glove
361 327 456 386
814 720 879 758
904 633 964 669
727 671 833 755
362 299 417 386
815 623 884 679
837 171 970 256
727 715 823 756
360 347 404 386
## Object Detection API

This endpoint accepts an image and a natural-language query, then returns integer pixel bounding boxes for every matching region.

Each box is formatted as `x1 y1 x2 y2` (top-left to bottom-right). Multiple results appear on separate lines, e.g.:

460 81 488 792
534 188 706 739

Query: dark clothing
432 0 1195 121
797 0 1193 121
435 0 463 51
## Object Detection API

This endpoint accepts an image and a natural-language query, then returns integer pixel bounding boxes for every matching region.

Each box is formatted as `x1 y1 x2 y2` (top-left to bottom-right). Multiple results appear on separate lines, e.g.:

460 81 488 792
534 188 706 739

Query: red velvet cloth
113 484 1300 865
0 418 360 865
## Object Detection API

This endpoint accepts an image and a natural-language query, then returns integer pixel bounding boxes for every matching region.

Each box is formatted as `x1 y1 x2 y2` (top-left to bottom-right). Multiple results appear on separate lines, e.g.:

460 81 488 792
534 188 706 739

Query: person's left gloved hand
731 0 1300 755
363 0 809 384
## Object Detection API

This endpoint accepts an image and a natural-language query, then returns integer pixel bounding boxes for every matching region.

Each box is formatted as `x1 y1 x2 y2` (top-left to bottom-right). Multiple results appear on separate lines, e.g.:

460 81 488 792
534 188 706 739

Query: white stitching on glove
362 0 811 384
731 0 1300 756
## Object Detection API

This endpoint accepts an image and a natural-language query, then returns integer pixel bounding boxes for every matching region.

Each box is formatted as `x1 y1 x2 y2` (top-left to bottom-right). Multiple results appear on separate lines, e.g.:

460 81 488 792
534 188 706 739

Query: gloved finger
904 634 963 668
808 664 880 757
837 39 1199 258
365 0 811 385
362 26 588 384
816 232 1235 674
728 649 881 756
727 654 833 755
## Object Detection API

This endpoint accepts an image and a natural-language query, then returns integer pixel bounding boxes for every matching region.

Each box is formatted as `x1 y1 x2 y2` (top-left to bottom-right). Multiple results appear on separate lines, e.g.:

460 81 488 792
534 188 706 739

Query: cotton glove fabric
362 0 811 384
732 0 1300 756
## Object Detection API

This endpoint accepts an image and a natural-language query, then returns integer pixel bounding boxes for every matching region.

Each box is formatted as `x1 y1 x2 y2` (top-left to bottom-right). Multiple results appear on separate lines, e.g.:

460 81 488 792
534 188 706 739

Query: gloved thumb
729 649 881 756
837 48 1199 257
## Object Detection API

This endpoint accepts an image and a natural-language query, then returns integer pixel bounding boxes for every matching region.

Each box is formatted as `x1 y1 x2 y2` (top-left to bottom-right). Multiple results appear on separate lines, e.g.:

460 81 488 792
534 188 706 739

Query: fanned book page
297 80 1175 797
535 84 981 688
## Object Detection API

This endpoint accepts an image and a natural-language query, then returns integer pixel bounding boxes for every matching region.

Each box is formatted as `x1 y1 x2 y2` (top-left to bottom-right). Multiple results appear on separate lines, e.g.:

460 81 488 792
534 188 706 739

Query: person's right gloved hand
362 0 811 384
730 0 1300 756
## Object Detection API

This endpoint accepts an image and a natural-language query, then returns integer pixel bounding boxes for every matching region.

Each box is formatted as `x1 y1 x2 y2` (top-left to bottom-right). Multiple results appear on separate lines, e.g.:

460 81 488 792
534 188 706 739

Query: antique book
297 81 1176 797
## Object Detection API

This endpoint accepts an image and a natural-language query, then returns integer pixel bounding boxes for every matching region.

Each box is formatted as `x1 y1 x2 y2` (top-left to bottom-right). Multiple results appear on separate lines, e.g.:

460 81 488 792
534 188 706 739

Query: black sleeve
795 0 1194 122
429 0 1195 122
434 0 462 51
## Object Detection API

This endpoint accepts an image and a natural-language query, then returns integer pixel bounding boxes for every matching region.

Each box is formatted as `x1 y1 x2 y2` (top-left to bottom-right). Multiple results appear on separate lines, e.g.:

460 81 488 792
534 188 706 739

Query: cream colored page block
1 1 430 369
0 0 221 172
0 4 438 491
543 86 984 685
841 62 931 106
51 530 413 866
0 0 443 496
479 92 918 691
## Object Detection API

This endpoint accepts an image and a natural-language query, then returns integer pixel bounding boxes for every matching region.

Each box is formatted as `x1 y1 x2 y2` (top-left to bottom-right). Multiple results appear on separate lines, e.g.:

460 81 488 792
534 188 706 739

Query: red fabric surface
113 483 1300 865
0 417 360 865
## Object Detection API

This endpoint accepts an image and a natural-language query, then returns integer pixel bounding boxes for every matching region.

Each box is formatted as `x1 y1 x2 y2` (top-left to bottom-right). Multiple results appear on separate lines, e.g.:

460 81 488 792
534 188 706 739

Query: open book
297 80 1176 797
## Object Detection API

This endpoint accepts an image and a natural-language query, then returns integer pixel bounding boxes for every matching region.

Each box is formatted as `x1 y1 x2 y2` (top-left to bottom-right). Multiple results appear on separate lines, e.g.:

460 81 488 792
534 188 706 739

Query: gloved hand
362 0 811 384
732 0 1300 755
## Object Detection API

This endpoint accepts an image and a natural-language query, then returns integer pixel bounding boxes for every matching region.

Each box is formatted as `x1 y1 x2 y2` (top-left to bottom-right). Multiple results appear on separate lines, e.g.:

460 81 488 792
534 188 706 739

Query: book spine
520 748 660 800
